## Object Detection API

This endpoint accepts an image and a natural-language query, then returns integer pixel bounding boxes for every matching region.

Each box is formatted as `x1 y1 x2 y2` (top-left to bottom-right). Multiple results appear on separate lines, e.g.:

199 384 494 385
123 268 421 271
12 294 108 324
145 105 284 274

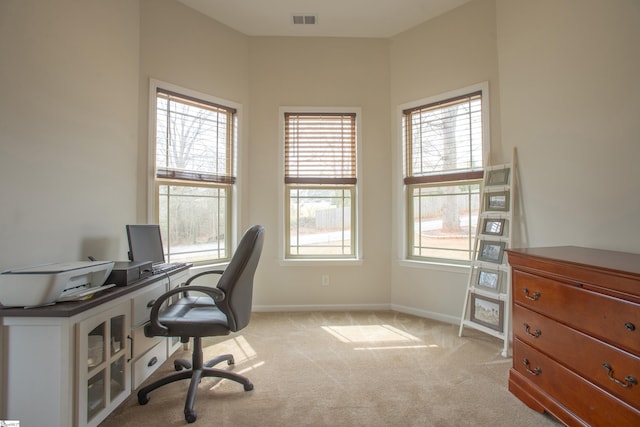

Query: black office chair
137 225 265 423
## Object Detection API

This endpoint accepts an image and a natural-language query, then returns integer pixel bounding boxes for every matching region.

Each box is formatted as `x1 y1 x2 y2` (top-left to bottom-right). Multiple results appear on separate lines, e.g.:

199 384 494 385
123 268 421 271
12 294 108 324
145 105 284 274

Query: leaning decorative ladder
458 153 517 357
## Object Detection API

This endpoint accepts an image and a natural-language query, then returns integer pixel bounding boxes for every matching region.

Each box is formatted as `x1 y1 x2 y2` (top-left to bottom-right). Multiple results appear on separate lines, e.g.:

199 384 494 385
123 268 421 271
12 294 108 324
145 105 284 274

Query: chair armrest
147 286 226 334
183 269 225 286
181 269 225 298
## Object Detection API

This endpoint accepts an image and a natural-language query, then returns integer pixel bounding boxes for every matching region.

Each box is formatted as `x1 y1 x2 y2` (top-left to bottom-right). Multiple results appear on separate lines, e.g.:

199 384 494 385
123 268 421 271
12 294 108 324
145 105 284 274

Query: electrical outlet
321 275 330 286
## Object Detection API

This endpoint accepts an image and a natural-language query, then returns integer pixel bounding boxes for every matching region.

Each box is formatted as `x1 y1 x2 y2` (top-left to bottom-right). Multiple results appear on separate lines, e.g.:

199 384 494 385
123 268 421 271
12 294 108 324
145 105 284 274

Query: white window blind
284 113 357 185
156 89 236 184
404 91 483 184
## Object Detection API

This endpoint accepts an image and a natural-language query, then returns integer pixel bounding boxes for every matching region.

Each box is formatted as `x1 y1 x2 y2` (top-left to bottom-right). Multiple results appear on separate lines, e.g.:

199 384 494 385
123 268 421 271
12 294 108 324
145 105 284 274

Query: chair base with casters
137 336 253 423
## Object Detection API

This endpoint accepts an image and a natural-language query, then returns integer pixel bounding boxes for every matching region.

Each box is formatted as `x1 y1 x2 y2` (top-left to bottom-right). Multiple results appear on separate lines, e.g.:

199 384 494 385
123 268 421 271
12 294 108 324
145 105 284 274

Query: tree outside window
153 86 236 265
403 90 485 263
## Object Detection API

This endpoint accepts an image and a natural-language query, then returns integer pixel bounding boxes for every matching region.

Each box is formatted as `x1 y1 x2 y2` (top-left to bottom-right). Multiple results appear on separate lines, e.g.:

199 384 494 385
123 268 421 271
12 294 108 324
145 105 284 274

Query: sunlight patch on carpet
203 335 257 363
206 360 266 391
321 324 423 345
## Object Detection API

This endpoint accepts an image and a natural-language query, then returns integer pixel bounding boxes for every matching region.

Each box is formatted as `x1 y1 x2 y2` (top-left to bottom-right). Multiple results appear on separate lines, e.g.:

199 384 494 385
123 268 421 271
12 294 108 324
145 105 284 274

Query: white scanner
0 261 115 307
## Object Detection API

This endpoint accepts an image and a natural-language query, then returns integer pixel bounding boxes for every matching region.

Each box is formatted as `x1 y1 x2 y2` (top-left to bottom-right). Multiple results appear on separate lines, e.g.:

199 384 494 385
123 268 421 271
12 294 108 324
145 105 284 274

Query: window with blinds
403 91 483 185
156 89 236 184
402 88 486 263
283 111 358 259
284 113 356 185
153 85 237 265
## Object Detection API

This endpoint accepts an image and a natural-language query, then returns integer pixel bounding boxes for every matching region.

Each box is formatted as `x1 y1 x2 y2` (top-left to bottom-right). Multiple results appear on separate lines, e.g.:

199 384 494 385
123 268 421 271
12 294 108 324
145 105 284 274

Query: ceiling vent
292 14 317 25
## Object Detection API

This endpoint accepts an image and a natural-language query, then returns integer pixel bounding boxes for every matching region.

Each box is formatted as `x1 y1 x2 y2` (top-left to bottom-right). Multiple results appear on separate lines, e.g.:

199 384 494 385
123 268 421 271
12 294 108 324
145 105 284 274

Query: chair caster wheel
138 392 150 405
185 409 197 423
175 359 191 371
244 382 254 391
227 358 235 366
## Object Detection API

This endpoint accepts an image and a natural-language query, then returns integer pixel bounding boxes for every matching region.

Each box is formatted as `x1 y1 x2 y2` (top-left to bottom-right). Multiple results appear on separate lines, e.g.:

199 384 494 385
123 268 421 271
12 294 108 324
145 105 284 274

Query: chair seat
145 296 230 338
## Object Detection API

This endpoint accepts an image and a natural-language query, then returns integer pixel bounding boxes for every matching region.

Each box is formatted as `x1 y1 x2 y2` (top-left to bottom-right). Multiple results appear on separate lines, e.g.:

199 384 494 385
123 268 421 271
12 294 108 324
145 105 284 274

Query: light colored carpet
100 311 560 426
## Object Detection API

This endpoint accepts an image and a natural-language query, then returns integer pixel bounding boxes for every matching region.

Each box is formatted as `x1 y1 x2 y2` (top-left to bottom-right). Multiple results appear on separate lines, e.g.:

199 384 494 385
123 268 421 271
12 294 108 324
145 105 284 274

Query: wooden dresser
506 246 640 426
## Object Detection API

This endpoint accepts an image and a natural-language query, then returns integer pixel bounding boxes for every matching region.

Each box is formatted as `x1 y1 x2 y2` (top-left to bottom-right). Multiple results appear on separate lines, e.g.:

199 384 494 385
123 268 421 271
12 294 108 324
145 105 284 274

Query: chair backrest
215 225 265 331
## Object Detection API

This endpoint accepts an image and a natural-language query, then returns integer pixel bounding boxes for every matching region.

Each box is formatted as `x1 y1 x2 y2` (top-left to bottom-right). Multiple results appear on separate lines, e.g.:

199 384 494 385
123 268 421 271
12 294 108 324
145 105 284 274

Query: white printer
0 261 115 307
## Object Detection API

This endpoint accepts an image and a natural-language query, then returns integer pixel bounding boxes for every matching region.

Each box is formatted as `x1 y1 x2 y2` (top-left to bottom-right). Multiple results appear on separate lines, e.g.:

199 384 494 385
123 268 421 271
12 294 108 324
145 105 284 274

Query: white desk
0 266 189 427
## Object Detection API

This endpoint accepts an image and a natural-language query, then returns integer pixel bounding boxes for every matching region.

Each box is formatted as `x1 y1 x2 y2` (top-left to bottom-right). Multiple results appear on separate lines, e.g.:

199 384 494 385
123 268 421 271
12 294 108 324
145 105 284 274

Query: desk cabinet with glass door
0 266 189 427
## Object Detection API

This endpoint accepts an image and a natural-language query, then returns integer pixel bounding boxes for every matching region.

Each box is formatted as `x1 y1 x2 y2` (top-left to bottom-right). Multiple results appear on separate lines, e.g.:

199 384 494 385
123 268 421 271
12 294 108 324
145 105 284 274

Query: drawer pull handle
148 356 158 367
522 358 542 376
523 323 542 338
602 363 638 388
147 299 156 308
625 322 636 332
523 288 541 301
127 335 133 363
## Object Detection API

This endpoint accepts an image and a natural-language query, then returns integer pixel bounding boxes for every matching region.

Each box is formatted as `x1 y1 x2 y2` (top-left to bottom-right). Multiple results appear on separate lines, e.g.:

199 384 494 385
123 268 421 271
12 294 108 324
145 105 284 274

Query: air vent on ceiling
292 14 317 25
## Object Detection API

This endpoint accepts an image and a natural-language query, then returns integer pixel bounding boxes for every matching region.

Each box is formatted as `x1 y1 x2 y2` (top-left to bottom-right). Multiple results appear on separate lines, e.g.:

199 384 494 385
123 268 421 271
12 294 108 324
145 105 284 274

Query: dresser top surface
506 246 640 277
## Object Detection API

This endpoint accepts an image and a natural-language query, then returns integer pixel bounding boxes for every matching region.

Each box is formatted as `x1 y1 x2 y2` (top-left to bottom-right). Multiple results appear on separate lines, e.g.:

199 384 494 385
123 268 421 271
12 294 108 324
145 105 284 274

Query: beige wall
1 0 638 322
247 37 392 309
496 0 640 251
389 0 501 322
0 0 140 266
389 0 640 321
390 0 501 156
138 0 250 226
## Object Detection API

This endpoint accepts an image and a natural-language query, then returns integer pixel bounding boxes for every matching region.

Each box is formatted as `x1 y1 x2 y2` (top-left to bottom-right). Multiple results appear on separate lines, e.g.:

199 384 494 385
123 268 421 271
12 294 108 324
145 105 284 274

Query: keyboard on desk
152 262 186 274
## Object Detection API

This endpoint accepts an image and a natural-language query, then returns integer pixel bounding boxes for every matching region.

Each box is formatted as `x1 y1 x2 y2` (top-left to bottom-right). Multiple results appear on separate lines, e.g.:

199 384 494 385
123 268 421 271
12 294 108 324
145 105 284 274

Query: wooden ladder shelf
458 151 517 357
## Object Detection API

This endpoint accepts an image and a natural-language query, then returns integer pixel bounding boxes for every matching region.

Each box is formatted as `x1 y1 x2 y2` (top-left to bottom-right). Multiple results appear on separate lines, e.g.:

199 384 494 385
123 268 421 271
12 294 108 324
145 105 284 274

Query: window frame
279 107 362 264
406 180 482 263
398 82 490 266
148 79 241 267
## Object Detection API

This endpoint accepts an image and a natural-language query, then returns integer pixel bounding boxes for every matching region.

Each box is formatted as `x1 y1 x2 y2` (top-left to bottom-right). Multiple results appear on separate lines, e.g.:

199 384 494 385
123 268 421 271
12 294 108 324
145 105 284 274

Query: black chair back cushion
146 225 265 339
215 225 264 331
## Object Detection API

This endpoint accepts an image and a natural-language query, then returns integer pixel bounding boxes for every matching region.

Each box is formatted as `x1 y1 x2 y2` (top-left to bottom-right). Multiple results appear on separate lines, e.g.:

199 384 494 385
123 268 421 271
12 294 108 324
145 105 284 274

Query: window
283 111 359 259
402 86 486 263
152 83 237 265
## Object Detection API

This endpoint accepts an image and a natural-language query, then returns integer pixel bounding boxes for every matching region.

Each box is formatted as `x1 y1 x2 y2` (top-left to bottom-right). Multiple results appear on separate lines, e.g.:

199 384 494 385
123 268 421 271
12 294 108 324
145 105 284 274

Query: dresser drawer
131 282 167 327
513 304 640 408
506 247 640 300
512 338 640 426
131 323 163 360
513 269 640 354
132 341 167 390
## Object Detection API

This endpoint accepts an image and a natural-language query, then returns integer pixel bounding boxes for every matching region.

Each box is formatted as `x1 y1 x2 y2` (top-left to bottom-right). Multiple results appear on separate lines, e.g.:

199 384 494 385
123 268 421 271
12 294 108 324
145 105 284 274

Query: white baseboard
252 303 391 312
251 303 459 326
390 304 459 325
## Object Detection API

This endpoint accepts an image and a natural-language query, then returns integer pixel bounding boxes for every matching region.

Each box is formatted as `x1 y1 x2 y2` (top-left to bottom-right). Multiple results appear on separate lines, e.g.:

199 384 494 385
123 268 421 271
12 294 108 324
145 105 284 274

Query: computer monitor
126 224 166 264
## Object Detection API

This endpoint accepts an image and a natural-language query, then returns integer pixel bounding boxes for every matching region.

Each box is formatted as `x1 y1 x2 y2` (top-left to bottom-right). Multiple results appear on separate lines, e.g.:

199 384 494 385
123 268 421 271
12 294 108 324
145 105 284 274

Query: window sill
397 259 470 274
280 258 363 267
189 262 230 273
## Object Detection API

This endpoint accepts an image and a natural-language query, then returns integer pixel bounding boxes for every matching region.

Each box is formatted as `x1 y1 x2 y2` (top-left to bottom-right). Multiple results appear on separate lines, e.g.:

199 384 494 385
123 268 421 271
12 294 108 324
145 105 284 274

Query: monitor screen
126 224 165 264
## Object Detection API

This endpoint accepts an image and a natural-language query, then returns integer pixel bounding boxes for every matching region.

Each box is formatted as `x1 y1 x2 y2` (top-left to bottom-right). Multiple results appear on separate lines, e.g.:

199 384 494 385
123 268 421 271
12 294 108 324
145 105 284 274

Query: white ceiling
177 0 472 38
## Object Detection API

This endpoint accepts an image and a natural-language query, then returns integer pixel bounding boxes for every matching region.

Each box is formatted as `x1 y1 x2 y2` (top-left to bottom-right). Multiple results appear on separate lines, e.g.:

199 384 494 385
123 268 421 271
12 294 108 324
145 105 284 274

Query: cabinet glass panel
110 355 126 402
110 315 125 356
87 370 105 421
88 323 105 369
